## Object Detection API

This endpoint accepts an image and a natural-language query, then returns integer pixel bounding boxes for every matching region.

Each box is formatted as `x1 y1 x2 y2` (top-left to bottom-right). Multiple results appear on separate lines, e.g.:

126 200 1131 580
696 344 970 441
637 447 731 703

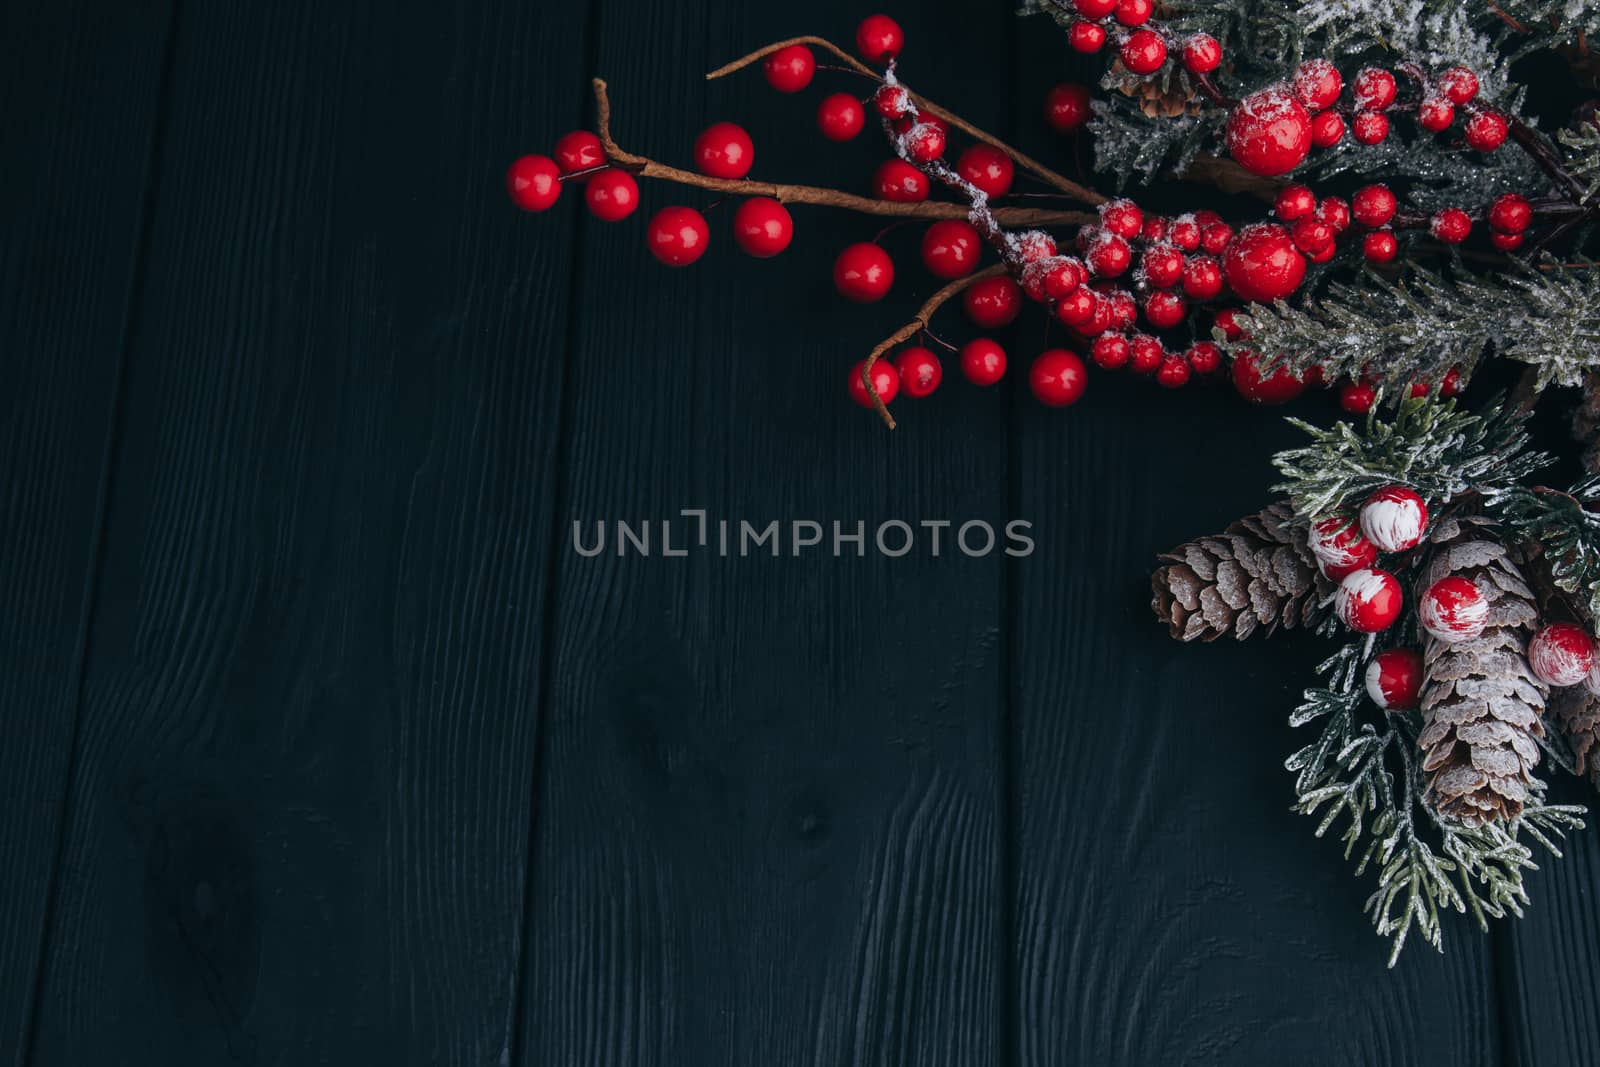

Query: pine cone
1151 502 1333 642
1551 686 1600 793
1416 519 1547 827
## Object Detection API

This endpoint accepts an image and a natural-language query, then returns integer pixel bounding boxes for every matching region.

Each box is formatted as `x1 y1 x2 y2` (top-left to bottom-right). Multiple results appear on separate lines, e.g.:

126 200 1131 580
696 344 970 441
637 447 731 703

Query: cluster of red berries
851 337 1089 410
1055 0 1221 79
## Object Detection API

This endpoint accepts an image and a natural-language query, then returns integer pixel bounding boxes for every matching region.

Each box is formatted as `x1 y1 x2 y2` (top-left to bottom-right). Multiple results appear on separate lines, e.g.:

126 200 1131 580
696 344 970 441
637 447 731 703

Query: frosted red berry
834 243 895 302
1102 199 1144 238
874 84 911 120
507 154 562 212
957 144 1015 198
1339 381 1376 414
1182 33 1221 74
849 359 900 408
1431 208 1471 244
817 94 866 141
1143 290 1187 329
1091 333 1131 369
1017 231 1058 263
1351 184 1396 228
921 220 982 279
1363 229 1398 262
647 207 711 267
1045 83 1093 133
732 197 793 258
1465 110 1508 151
1419 576 1489 644
1182 255 1223 300
1529 623 1597 687
1169 216 1202 251
1232 349 1306 404
553 132 605 177
1222 223 1307 302
1030 349 1089 406
1319 196 1352 233
1366 649 1424 710
1186 341 1222 374
1291 217 1334 255
1128 334 1164 374
1142 245 1184 288
1069 20 1107 52
855 14 904 62
1294 60 1343 111
1352 110 1389 144
1417 97 1454 132
904 121 947 162
894 346 943 398
1353 67 1397 110
1311 516 1378 580
694 122 754 179
1213 308 1246 341
1336 567 1404 633
1121 30 1167 74
1275 184 1317 221
1086 233 1133 277
963 275 1023 328
1155 355 1192 388
583 168 639 221
1228 88 1313 175
1200 222 1233 256
873 159 929 202
1311 109 1345 148
1074 0 1118 16
763 44 816 93
1489 193 1532 233
960 338 1008 385
1438 67 1479 105
1115 0 1154 26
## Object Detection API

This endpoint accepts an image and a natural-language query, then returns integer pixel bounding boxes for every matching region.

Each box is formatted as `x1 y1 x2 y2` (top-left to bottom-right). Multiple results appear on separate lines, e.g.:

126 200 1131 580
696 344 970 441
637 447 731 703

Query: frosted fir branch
1272 396 1549 521
1489 1 1600 58
1297 0 1513 91
1559 123 1600 202
1493 476 1600 627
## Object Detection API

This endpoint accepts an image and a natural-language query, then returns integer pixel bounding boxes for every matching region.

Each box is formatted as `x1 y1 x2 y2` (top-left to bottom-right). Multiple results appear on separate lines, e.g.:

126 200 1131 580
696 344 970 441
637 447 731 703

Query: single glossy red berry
1214 308 1246 340
1141 245 1184 288
1055 287 1096 326
963 274 1023 328
1141 216 1168 242
1352 110 1389 144
584 168 639 221
1490 231 1524 251
553 132 605 178
894 346 943 398
1353 67 1397 110
1439 67 1479 104
1339 381 1376 414
961 338 1008 385
732 197 793 258
1069 20 1107 52
1030 349 1089 406
874 84 911 120
1337 567 1404 633
849 359 900 408
1091 333 1131 369
855 14 904 63
817 94 866 141
1232 349 1306 404
834 243 895 301
873 159 929 202
1228 89 1313 176
647 206 711 267
1169 216 1201 251
763 45 816 93
1319 196 1352 233
1042 260 1084 299
957 144 1015 198
1417 97 1454 132
1351 184 1396 227
1182 33 1221 73
1465 110 1507 151
1431 207 1471 244
1183 255 1224 300
1074 0 1118 15
1045 83 1093 134
1085 232 1132 277
1294 60 1342 111
507 154 562 212
1129 334 1164 373
1144 290 1187 328
1222 223 1306 302
1101 199 1144 238
1311 109 1345 147
1079 295 1115 338
1291 217 1334 255
694 122 754 179
1156 354 1192 388
1115 0 1153 25
1489 193 1532 233
921 220 982 279
1275 184 1317 221
1186 341 1222 374
1107 290 1138 329
1200 222 1233 256
904 121 947 162
1120 29 1167 74
1362 229 1398 262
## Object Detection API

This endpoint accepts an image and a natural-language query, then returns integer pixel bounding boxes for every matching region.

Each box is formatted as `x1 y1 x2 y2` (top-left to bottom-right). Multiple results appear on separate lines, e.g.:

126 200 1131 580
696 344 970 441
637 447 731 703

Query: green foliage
1272 396 1549 520
1495 476 1600 628
1559 123 1600 203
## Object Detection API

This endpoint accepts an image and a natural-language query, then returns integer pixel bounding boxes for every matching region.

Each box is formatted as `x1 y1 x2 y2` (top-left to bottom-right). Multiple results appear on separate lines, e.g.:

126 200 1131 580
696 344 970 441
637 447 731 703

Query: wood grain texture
24 1 586 1062
0 2 174 1063
1006 27 1502 1066
517 2 1011 1063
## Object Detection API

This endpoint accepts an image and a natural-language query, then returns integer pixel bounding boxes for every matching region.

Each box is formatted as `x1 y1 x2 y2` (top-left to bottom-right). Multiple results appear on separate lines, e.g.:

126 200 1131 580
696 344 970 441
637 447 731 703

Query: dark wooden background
5 0 1599 1063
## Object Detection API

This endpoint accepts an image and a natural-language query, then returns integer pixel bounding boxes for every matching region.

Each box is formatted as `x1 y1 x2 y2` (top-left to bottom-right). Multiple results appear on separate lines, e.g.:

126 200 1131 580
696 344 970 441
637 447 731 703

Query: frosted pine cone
1551 686 1600 793
1151 502 1333 642
1416 518 1547 827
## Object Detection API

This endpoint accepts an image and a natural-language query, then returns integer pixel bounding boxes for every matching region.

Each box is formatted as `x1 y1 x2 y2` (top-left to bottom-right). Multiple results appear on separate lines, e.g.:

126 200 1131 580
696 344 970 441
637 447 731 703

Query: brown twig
861 265 1007 429
592 79 1093 227
705 36 1108 206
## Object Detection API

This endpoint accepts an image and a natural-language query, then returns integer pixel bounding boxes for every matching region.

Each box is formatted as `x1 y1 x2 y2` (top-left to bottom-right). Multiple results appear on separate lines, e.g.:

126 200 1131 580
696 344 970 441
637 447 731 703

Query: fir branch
1558 122 1600 202
1494 476 1600 625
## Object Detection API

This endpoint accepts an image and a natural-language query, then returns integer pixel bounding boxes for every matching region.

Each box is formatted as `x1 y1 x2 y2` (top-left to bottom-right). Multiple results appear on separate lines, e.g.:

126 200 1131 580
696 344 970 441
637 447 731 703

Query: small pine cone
1151 502 1333 642
1416 521 1547 827
1551 686 1600 793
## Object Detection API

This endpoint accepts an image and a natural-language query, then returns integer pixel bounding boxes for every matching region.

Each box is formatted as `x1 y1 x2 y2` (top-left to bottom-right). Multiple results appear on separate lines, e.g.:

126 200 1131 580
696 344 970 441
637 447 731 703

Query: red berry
1336 567 1404 633
1101 199 1144 238
1491 231 1524 251
1155 354 1192 388
963 275 1023 328
1228 88 1314 175
1310 516 1379 580
646 206 711 267
1489 193 1533 233
921 220 982 279
849 359 900 408
1311 109 1345 148
1275 184 1317 221
1045 83 1094 134
1043 260 1084 299
1192 209 1223 227
1182 255 1223 300
1115 0 1154 25
1419 576 1488 644
1431 207 1471 244
1074 0 1118 15
1232 349 1305 404
1353 67 1397 110
957 144 1015 198
1213 308 1246 340
1107 290 1138 329
1352 110 1389 144
1320 196 1352 233
1222 223 1307 302
1465 110 1507 151
694 122 754 179
1417 97 1454 132
1360 485 1429 552
1363 229 1398 262
1200 222 1233 256
1125 334 1160 373
1030 349 1089 406
763 45 816 93
1186 341 1222 374
1079 295 1115 338
1069 20 1107 52
855 14 904 63
1351 184 1397 227
1141 245 1184 288
1305 242 1336 265
1143 290 1187 329
1438 67 1479 105
873 159 930 202
583 168 640 221
1085 232 1132 277
1169 217 1202 251
1182 33 1222 74
1120 29 1167 74
553 132 605 177
1091 333 1131 369
507 154 562 212
874 84 911 120
1339 381 1377 414
1016 231 1058 263
1294 60 1343 111
817 94 866 141
1529 623 1597 687
834 243 895 302
960 338 1008 385
1141 216 1168 242
1441 366 1463 397
1055 288 1096 327
904 121 947 162
1291 217 1334 255
732 197 793 258
894 346 943 398
1366 648 1424 710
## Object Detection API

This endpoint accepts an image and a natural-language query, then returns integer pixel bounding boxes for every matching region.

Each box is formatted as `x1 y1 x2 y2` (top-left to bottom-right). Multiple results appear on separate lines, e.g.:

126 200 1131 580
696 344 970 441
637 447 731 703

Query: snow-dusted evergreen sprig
1272 396 1549 520
1495 475 1600 628
1558 123 1600 202
1488 1 1600 60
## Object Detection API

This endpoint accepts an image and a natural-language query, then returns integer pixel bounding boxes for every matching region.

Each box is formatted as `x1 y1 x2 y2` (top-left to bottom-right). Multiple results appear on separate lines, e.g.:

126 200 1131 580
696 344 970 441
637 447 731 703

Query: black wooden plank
0 2 173 1063
24 1 586 1061
518 2 1011 1063
1007 26 1501 1067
